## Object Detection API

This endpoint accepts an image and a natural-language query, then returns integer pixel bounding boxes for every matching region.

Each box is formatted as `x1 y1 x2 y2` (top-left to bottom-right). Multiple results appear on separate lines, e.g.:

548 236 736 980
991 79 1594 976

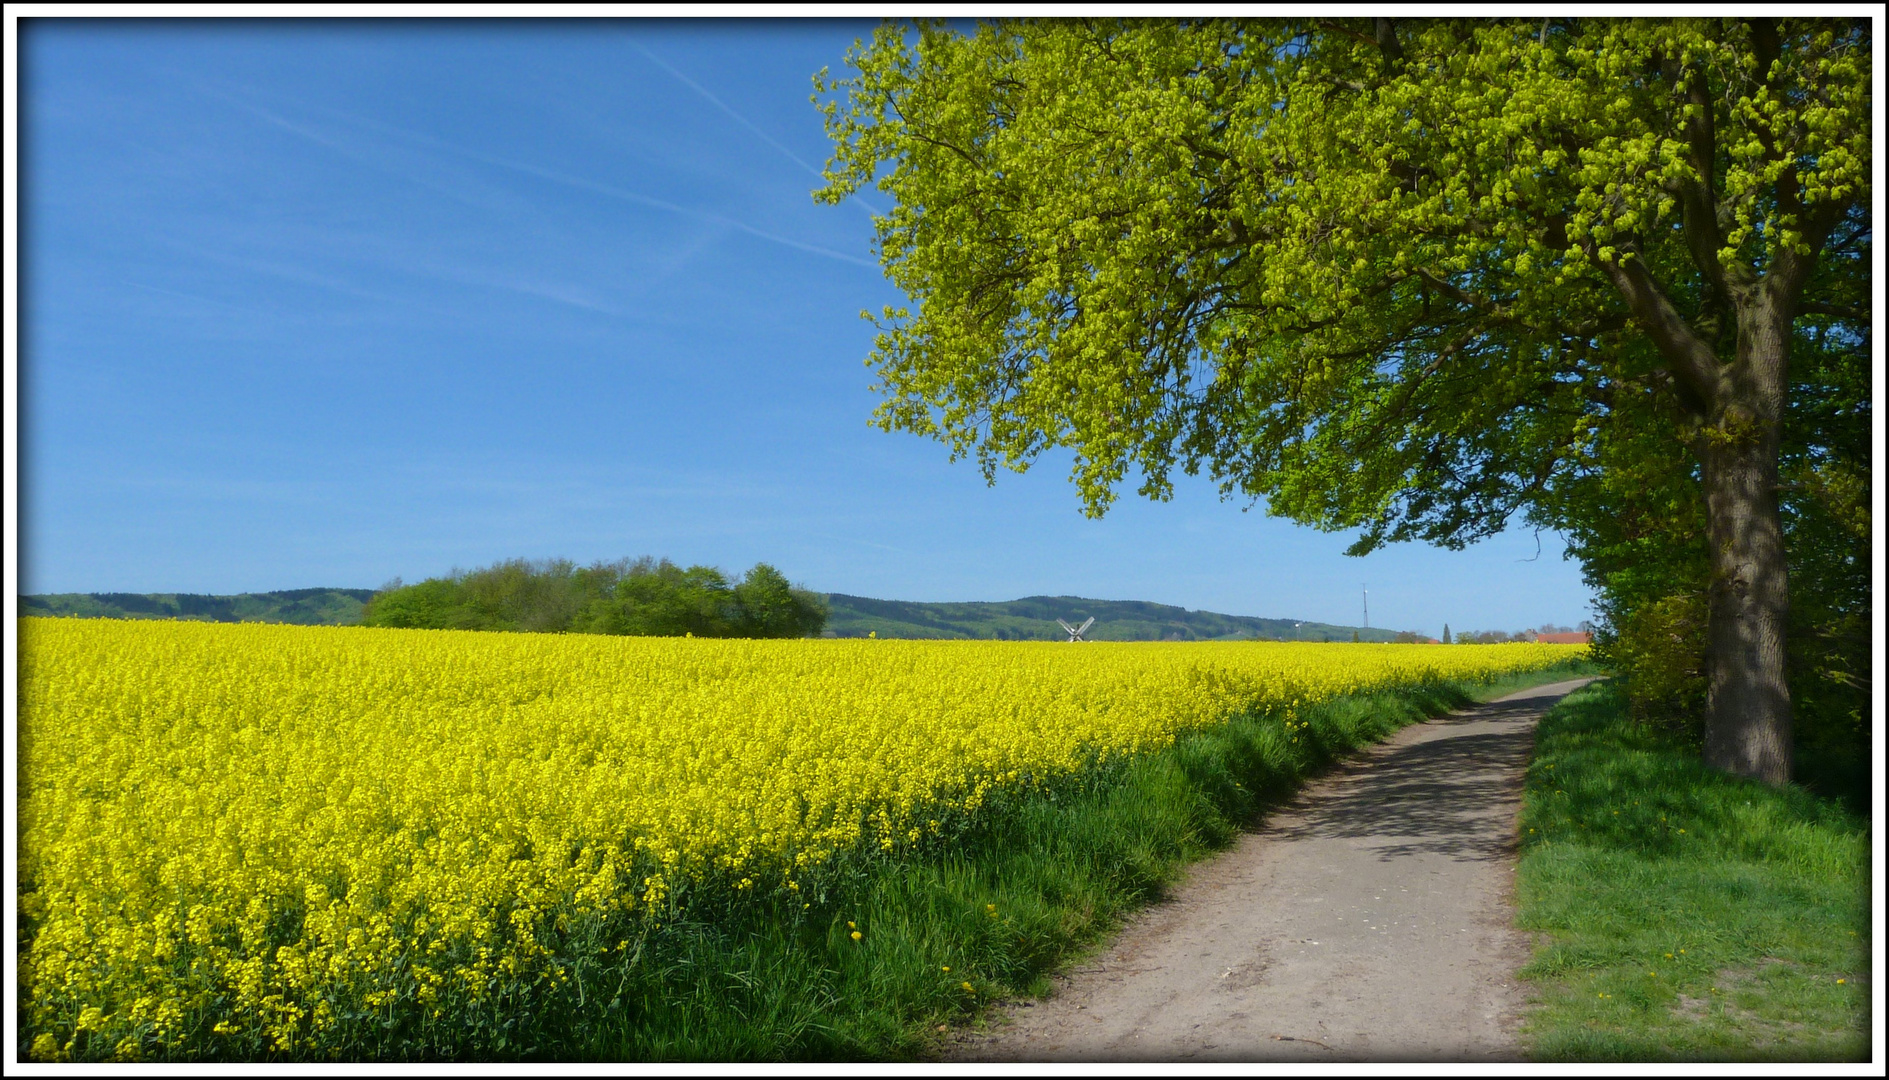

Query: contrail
224 90 879 270
630 40 885 218
123 280 239 308
468 151 881 269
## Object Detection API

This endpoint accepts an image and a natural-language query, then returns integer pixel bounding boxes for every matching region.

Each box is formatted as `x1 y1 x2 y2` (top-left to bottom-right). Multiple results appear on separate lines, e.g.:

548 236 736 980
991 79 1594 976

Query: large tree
814 17 1871 784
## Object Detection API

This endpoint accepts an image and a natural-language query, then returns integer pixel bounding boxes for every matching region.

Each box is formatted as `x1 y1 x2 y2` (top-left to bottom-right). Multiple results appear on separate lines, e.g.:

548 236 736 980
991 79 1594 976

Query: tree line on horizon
360 557 829 639
1437 622 1592 645
25 586 1572 647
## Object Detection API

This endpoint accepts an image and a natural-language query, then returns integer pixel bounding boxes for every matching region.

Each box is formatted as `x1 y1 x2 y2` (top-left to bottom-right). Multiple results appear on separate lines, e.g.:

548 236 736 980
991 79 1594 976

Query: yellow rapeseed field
18 616 1581 1058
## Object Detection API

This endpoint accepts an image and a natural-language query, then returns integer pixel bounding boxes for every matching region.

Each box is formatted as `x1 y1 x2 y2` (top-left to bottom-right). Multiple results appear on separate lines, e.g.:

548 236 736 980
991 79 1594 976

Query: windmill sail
1056 617 1095 642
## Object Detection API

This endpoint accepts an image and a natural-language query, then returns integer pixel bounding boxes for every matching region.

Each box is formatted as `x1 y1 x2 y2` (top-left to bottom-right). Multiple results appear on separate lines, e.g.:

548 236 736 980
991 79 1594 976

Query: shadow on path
1267 697 1547 863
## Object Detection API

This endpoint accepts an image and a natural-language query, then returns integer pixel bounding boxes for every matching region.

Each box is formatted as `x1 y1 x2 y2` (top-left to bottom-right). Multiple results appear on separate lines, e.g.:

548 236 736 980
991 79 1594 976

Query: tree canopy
816 17 1870 786
361 557 829 639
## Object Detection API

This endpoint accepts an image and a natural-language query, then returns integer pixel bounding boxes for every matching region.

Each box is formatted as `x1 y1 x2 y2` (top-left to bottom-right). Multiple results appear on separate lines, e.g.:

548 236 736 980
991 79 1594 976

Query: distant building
1534 631 1591 644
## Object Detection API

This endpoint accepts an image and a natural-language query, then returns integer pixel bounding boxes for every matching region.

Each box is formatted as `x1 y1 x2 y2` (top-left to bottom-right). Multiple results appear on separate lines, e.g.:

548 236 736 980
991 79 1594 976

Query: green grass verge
525 661 1593 1062
1515 680 1872 1062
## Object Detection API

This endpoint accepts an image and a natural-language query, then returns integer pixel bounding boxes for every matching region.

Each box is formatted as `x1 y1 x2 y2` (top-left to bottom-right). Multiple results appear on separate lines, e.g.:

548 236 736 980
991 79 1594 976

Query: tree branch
1599 254 1722 416
1373 17 1406 69
1673 55 1733 299
1411 269 1516 324
1313 20 1376 49
1797 299 1865 321
1767 198 1849 314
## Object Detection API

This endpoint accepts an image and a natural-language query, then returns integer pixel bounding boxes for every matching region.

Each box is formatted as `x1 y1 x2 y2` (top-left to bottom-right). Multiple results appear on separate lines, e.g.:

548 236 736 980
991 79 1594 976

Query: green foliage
359 558 828 639
1516 681 1869 1061
815 17 1867 535
816 16 1869 785
1602 593 1709 730
1775 315 1872 804
359 578 467 630
733 564 823 639
575 560 736 637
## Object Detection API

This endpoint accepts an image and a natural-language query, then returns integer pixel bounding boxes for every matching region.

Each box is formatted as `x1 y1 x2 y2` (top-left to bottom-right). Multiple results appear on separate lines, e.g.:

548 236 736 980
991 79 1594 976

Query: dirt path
948 677 1594 1063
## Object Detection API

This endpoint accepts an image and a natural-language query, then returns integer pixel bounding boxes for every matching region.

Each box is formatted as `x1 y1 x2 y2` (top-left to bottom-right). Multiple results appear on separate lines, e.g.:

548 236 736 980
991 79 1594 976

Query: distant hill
21 589 374 626
821 593 1405 643
19 588 1410 643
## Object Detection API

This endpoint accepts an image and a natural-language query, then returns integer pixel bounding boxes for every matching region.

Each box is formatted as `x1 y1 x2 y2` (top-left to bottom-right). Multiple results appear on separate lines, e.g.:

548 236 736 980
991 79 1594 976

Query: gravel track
948 678 1595 1063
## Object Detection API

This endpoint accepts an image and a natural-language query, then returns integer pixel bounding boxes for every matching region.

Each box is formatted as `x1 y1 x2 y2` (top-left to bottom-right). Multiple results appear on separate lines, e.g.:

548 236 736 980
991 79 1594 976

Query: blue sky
18 18 1594 636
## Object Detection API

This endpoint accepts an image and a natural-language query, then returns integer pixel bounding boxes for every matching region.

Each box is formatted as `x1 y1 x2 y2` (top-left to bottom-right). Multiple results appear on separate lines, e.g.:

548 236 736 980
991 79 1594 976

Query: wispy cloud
806 530 910 555
219 87 879 270
122 279 256 314
221 94 520 216
162 241 408 307
453 146 880 269
409 262 630 318
629 40 883 217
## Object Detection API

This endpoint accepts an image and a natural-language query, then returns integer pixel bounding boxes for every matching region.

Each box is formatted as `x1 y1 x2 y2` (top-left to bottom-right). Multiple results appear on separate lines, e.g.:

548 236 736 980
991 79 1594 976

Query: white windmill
1056 616 1095 642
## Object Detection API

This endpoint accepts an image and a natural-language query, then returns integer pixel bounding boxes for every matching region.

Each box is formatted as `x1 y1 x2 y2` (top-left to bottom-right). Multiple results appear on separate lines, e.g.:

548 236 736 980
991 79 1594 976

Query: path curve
948 677 1594 1063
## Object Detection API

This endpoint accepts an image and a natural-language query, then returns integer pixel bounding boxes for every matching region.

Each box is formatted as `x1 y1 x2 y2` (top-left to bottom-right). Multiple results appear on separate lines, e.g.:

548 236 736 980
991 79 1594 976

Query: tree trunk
1698 300 1792 785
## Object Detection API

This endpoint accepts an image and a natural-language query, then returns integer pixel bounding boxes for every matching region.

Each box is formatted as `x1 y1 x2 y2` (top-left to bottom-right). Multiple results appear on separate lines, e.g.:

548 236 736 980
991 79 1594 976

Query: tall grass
1516 680 1871 1062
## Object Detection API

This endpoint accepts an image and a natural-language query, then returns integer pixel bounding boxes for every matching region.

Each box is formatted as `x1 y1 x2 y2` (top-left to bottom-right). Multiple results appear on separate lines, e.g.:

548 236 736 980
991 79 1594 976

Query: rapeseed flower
17 617 1580 1058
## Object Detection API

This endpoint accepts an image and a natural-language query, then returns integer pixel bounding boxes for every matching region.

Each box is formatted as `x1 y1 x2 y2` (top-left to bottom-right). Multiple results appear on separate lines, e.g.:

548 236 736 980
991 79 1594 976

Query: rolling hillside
21 589 374 626
20 588 1409 642
821 594 1405 642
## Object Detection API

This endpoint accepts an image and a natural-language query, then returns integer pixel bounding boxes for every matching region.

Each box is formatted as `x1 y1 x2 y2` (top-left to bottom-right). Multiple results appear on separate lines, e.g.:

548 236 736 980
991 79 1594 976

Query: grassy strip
1515 680 1871 1062
523 662 1594 1061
